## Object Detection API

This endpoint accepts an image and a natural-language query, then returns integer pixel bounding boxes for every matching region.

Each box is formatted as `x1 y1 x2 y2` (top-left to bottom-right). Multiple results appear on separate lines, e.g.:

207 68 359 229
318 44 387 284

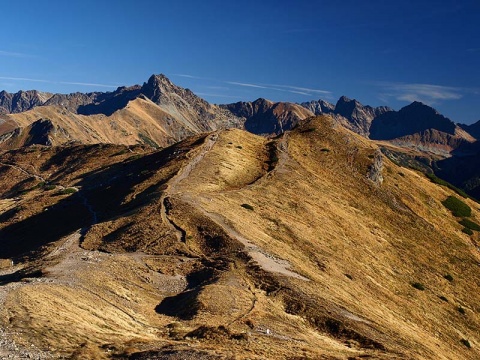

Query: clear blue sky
0 0 479 123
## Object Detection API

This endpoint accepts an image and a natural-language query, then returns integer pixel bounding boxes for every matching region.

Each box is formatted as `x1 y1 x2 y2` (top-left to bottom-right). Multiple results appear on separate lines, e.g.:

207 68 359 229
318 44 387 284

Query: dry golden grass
0 116 478 359
0 97 202 150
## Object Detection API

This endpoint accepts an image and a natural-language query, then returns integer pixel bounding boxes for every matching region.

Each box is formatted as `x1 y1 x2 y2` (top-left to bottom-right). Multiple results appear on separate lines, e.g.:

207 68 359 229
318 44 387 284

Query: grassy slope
0 116 478 359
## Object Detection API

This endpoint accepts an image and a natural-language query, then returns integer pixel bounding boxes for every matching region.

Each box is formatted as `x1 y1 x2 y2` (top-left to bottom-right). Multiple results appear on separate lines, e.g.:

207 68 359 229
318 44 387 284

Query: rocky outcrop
367 149 384 186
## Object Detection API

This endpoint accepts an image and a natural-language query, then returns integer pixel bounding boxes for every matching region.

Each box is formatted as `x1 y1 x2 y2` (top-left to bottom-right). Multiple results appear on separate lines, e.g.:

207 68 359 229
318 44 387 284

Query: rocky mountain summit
301 96 391 136
222 98 313 135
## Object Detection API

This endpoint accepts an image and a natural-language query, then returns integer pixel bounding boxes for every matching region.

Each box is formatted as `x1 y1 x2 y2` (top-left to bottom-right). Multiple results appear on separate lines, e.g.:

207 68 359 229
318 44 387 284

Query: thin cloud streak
170 73 332 98
196 92 239 99
0 50 35 58
264 83 331 95
0 76 49 83
0 76 118 89
373 81 464 105
172 73 205 79
226 81 268 89
59 81 117 88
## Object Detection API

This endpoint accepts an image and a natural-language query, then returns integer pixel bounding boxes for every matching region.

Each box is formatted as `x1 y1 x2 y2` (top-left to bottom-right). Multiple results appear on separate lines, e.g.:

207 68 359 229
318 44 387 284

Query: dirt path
0 161 46 183
189 201 309 281
160 133 218 242
162 132 308 281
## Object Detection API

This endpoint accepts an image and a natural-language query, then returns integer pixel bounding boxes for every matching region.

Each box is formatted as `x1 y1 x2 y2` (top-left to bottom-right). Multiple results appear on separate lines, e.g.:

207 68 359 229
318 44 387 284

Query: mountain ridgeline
1 74 480 197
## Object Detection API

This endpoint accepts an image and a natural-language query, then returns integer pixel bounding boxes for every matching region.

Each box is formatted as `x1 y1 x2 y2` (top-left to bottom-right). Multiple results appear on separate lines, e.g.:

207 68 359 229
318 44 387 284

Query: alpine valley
0 75 479 359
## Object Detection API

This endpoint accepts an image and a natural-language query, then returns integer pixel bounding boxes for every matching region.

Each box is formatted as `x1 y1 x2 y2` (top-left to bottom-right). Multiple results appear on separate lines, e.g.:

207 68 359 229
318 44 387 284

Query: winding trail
167 131 308 281
0 161 46 182
159 133 218 242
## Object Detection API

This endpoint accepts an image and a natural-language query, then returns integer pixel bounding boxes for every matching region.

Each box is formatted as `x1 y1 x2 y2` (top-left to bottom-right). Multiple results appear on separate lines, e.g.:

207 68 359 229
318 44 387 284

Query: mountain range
1 73 479 196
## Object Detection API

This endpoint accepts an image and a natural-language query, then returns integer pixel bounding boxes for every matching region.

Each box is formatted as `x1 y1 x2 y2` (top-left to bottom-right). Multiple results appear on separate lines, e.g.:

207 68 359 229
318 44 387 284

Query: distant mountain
0 75 245 149
0 90 52 114
222 98 313 135
301 96 391 136
369 102 474 154
301 99 335 115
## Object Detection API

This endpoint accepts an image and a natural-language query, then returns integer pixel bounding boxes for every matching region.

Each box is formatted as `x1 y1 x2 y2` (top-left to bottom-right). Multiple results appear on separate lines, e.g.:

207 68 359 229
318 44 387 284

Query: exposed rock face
301 99 335 115
26 118 54 146
367 148 384 185
0 90 52 114
334 96 391 136
222 98 313 135
140 74 244 132
301 96 391 136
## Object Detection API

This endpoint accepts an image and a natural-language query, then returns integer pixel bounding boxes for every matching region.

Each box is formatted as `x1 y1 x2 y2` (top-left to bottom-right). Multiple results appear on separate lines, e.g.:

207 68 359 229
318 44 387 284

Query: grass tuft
443 274 454 282
240 203 254 211
426 173 470 198
59 187 78 195
458 218 480 231
411 282 425 291
442 196 471 217
461 339 471 348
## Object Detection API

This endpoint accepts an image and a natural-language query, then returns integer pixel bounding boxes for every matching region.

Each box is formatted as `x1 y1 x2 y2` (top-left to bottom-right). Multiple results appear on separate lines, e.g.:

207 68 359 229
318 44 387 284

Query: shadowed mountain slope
0 116 478 359
370 102 474 155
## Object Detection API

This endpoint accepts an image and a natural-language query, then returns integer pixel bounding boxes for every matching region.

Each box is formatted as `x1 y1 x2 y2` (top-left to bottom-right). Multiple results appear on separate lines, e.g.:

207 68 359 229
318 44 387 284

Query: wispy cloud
373 81 464 105
58 81 117 88
264 84 331 95
467 48 480 52
0 76 49 83
0 50 35 58
0 76 118 89
196 92 239 99
172 73 204 79
171 73 332 98
226 81 269 89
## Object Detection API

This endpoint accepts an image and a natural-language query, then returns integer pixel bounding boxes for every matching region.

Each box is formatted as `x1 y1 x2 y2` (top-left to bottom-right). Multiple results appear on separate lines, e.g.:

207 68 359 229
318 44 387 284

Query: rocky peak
333 96 391 137
334 96 361 117
301 99 335 115
141 74 183 105
0 90 52 114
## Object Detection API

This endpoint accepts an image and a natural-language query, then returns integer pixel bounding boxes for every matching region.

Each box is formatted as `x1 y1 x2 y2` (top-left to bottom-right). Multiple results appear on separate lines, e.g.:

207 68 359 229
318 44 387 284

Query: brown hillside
0 116 479 359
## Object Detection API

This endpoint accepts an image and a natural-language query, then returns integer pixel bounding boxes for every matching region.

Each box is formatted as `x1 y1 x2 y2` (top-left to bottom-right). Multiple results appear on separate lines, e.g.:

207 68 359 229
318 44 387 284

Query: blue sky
0 0 479 123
